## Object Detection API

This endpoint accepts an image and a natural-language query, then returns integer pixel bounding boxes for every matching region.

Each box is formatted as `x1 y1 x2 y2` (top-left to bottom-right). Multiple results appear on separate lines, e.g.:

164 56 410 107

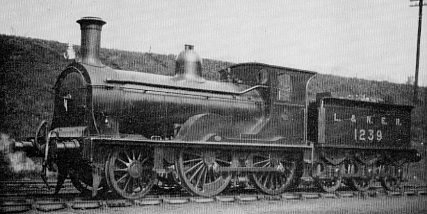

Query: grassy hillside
0 34 426 142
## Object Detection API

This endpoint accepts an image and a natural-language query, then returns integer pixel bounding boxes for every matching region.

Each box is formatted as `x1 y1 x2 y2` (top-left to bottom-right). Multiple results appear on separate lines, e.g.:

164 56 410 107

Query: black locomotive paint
12 17 422 200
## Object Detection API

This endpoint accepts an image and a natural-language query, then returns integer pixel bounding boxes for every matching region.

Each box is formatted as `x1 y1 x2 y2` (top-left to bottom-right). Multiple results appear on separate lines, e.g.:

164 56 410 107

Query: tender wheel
380 165 403 191
176 148 232 197
349 177 372 192
380 176 402 192
314 163 342 192
316 178 342 193
348 163 372 191
107 148 156 199
249 153 297 195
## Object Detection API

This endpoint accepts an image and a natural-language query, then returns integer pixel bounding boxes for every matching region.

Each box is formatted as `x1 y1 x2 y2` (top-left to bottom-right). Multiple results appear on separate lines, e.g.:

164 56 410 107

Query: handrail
104 78 268 96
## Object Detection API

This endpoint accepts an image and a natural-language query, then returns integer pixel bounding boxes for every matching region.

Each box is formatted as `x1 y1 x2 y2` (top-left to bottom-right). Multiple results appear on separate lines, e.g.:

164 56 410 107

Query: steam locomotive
14 17 421 199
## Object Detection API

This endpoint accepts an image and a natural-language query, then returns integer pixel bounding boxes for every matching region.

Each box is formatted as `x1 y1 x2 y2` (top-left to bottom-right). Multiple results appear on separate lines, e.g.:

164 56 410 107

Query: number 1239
354 129 383 142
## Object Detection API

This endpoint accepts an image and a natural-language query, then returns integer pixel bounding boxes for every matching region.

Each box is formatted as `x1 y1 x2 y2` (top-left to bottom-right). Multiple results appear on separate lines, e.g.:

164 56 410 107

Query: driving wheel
176 148 232 197
249 153 298 195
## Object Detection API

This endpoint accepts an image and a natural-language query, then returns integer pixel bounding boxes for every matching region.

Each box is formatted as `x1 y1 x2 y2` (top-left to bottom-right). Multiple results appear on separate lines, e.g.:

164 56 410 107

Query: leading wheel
249 153 297 195
34 120 49 153
176 148 232 197
107 148 156 199
70 163 107 196
70 173 107 196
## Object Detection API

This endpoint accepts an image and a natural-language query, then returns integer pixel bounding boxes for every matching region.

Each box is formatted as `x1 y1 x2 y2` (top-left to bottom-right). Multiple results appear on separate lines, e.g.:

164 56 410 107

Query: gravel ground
25 195 427 214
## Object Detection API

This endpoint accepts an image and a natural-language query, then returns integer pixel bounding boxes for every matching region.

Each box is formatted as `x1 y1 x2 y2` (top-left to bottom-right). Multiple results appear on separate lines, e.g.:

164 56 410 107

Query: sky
1 0 426 86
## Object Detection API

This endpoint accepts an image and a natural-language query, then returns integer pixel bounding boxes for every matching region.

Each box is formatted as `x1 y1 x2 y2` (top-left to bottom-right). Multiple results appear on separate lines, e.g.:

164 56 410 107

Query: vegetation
0 34 425 182
0 34 425 143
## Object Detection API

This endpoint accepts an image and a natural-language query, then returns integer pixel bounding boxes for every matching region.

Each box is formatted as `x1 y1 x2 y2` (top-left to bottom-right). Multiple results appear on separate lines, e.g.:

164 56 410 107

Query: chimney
76 17 106 67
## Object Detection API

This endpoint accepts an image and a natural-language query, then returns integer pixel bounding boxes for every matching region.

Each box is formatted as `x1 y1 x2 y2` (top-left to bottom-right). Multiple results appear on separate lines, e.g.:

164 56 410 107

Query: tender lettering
332 112 401 128
333 113 342 122
351 115 356 123
366 116 373 124
381 117 387 125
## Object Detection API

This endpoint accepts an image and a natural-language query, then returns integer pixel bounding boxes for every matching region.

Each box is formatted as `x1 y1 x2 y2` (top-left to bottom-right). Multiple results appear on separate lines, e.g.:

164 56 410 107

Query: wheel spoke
117 157 129 166
270 174 276 189
184 161 203 175
116 173 128 183
351 177 371 191
261 161 270 168
215 158 231 165
195 167 206 188
188 163 204 182
140 156 149 165
183 158 202 164
122 176 131 191
276 173 282 187
271 174 276 189
256 173 264 183
206 169 213 183
263 173 270 187
202 166 208 186
123 150 131 162
253 159 270 166
114 167 128 172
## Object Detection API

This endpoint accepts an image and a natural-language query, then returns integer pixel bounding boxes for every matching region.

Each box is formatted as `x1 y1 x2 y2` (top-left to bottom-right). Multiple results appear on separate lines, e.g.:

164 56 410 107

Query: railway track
1 179 426 213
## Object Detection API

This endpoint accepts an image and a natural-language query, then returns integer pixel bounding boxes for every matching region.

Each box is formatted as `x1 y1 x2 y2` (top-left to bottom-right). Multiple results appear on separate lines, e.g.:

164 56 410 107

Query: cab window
277 74 292 102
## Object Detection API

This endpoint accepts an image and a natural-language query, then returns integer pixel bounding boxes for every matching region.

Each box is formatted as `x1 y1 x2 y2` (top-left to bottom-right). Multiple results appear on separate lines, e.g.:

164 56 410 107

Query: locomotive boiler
15 17 421 199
